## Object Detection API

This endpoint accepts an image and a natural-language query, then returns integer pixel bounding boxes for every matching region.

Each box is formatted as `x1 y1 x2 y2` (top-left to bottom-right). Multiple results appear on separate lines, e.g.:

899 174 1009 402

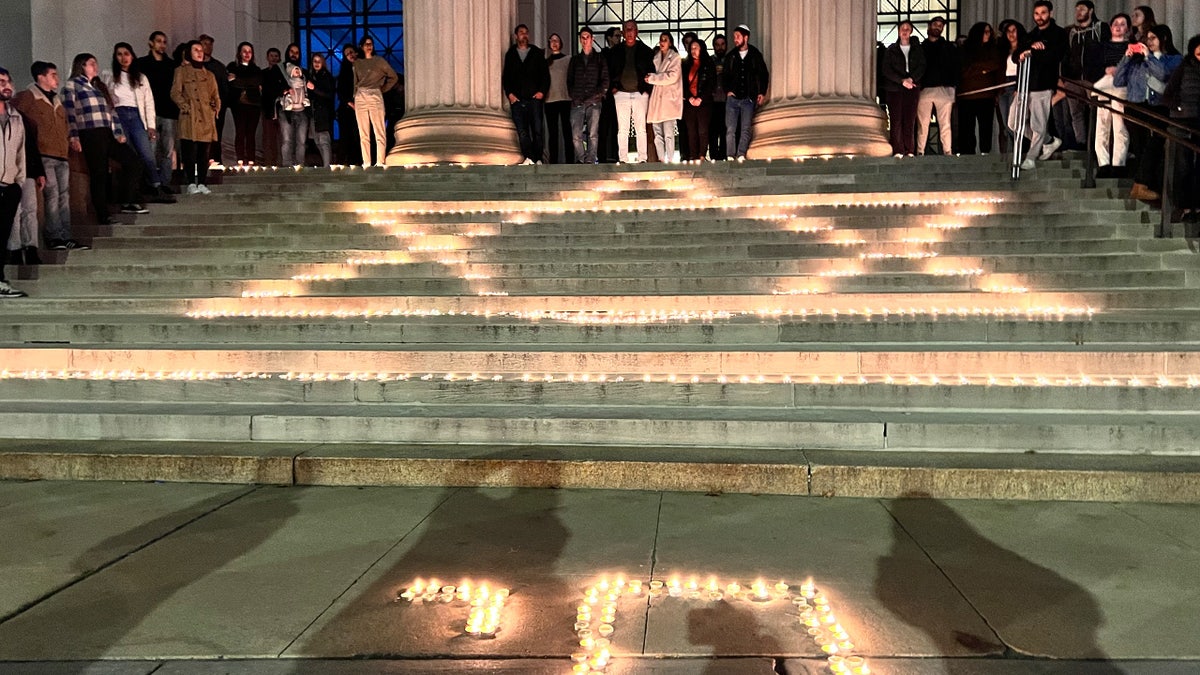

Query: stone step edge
1 441 1196 503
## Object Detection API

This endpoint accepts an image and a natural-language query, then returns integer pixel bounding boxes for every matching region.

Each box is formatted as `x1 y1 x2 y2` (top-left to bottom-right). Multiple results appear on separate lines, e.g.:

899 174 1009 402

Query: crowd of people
0 30 408 298
2 5 1198 299
503 20 769 165
877 0 1200 221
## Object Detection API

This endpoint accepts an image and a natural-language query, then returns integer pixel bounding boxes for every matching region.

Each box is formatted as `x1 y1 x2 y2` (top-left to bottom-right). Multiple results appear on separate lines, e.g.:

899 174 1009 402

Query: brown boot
1130 183 1160 202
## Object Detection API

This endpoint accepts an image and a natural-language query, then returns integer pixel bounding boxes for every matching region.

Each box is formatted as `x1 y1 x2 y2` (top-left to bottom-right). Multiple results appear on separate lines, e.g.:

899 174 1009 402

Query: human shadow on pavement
0 486 298 674
875 493 1123 674
287 449 574 666
687 600 784 675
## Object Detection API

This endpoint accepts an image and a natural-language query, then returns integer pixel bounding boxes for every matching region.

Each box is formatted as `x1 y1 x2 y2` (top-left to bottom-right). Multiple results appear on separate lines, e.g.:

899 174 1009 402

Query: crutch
1011 56 1032 179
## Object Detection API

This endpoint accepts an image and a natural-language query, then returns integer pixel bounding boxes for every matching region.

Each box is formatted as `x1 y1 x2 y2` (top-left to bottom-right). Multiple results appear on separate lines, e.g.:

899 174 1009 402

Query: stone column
388 0 521 165
747 0 891 159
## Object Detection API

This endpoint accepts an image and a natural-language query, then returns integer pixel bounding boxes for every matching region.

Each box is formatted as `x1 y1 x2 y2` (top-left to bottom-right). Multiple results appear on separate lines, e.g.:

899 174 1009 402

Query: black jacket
308 67 336 132
261 64 287 116
337 62 355 110
203 58 230 108
681 55 717 102
567 49 610 106
920 38 960 88
1163 57 1200 120
24 123 44 181
502 44 550 101
882 38 927 94
1015 20 1068 92
226 61 263 107
134 53 180 119
724 45 770 100
607 40 656 95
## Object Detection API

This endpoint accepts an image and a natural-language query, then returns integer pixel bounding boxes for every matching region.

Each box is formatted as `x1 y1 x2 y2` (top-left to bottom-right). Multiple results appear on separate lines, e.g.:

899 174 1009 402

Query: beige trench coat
171 64 220 142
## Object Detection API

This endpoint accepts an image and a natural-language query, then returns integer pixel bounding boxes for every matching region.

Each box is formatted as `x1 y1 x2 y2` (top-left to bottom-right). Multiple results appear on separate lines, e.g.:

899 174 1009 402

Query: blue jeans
154 117 176 186
725 97 756 159
570 102 601 163
510 99 545 162
116 107 160 186
41 157 71 242
280 109 310 166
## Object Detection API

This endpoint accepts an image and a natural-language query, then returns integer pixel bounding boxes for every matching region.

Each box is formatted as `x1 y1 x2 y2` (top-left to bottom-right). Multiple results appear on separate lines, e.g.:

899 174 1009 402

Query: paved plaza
1 481 1198 674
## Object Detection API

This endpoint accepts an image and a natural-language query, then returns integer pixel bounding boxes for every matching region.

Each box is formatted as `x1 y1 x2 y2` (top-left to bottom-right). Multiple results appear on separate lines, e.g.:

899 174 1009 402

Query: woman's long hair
962 22 995 61
1147 24 1180 56
997 19 1027 56
235 41 256 66
111 42 142 87
70 52 113 107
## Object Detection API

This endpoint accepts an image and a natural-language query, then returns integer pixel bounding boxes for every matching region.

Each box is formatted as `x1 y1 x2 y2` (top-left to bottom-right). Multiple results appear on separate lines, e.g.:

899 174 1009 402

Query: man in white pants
916 16 958 156
606 20 655 163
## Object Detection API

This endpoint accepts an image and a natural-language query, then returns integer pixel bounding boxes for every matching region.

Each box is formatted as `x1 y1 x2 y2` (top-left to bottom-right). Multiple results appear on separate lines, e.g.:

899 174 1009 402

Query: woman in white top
645 31 682 163
105 42 169 199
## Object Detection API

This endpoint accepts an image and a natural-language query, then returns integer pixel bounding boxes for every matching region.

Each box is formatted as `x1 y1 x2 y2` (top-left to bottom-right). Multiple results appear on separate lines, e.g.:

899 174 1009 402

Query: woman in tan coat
171 40 220 195
645 32 682 163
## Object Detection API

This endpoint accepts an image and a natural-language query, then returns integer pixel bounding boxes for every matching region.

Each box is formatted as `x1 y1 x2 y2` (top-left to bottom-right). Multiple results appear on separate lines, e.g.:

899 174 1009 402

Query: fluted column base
387 109 522 166
748 99 892 160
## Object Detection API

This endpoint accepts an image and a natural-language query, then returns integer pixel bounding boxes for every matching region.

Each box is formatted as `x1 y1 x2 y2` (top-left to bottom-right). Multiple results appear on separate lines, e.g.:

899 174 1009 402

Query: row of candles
3 369 1196 389
354 196 1003 219
397 578 511 638
184 306 1097 322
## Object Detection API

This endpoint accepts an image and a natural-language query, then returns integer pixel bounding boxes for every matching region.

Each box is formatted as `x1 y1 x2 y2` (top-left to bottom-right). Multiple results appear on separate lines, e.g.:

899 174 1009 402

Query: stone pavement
1 481 1199 674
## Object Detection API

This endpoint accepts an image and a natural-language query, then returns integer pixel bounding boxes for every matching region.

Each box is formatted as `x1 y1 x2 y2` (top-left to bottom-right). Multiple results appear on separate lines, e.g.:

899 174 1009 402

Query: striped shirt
62 75 125 139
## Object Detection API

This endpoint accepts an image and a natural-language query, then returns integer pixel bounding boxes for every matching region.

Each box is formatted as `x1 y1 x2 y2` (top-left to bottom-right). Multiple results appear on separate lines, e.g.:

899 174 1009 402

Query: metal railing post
1083 92 1097 189
1160 136 1176 239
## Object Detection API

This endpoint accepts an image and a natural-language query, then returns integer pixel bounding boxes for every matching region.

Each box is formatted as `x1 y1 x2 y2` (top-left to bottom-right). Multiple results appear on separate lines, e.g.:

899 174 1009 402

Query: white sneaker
0 281 28 298
1038 136 1062 161
893 153 904 159
1020 158 1036 171
520 158 535 166
186 184 200 195
196 184 212 195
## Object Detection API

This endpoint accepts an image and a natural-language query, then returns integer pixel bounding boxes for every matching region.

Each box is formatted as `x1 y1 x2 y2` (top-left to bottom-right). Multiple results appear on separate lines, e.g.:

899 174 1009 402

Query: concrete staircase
2 155 1199 499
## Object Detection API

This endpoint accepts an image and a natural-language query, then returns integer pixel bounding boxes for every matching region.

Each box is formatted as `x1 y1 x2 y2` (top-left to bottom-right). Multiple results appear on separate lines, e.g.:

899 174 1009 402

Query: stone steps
6 314 1200 346
2 155 1198 494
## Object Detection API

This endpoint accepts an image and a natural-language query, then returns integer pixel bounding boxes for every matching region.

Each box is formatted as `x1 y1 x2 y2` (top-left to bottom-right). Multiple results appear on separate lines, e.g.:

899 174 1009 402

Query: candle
774 581 790 595
579 637 595 649
598 624 614 637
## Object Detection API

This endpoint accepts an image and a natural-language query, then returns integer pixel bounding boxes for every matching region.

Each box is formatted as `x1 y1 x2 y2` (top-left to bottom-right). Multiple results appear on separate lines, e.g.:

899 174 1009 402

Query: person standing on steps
106 42 174 203
607 20 655 164
13 61 88 252
544 33 574 164
135 32 180 193
567 26 609 165
1091 13 1132 178
883 21 926 157
171 40 220 195
260 48 283 166
307 53 336 168
336 44 362 166
198 34 229 166
723 24 769 161
709 34 729 160
0 66 29 298
645 31 682 163
277 46 311 167
63 53 147 223
1009 0 1069 171
502 24 551 165
681 38 716 162
7 116 44 267
353 35 398 168
916 16 959 156
226 41 263 166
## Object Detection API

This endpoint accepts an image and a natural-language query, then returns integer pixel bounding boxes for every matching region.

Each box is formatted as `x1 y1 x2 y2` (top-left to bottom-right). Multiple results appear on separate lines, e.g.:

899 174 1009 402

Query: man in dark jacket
1064 0 1110 147
1010 0 1069 169
199 34 230 164
336 44 362 166
502 24 551 165
724 24 769 160
568 27 610 164
606 20 655 163
135 31 179 192
916 16 959 155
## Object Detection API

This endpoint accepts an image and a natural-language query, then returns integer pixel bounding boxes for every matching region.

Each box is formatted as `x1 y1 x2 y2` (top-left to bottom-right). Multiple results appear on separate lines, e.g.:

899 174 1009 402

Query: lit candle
598 624 614 637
